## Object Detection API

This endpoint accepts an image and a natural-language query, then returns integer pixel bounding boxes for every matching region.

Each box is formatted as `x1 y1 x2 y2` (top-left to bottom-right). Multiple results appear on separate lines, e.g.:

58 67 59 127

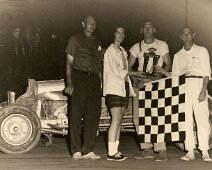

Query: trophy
143 48 160 77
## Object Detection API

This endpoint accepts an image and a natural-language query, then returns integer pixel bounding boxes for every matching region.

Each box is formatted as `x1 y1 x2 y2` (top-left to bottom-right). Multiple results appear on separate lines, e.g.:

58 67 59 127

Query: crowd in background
0 25 66 101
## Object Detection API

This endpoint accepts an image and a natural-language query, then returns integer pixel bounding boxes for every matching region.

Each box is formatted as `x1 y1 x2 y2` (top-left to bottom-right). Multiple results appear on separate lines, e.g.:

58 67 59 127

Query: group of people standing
64 15 212 162
0 25 63 100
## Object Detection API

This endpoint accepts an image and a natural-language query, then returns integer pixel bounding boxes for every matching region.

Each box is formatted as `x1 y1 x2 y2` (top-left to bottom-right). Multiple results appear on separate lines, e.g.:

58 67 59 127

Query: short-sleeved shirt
65 32 102 74
130 38 169 73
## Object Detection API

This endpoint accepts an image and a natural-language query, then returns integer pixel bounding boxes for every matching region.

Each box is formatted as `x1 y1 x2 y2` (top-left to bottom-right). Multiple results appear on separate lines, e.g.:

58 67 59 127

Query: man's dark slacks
69 69 101 155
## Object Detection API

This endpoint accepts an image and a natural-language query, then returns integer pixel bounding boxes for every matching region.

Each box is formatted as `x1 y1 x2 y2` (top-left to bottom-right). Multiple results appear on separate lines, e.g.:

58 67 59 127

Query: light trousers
184 78 210 151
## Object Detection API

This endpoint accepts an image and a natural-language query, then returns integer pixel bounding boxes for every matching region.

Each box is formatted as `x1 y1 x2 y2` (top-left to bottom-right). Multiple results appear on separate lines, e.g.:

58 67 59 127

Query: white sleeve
161 42 169 56
201 48 211 78
129 44 139 58
104 48 128 79
172 54 180 75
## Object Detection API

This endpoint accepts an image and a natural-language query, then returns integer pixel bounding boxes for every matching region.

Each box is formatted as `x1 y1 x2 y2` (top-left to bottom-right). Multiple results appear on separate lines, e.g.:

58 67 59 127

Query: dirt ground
0 133 212 170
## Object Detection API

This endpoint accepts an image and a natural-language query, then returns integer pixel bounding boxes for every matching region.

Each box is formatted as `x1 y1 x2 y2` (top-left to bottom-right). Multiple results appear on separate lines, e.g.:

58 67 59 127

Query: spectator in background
27 26 46 80
6 26 27 97
46 30 62 80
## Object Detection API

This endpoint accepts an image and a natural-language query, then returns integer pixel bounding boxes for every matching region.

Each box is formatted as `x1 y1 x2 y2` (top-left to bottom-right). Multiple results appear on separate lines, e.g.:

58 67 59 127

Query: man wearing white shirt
128 21 171 161
172 26 212 162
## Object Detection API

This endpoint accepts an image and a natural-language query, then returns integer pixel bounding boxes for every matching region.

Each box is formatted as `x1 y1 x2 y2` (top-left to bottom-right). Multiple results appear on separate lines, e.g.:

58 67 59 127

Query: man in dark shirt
64 16 102 160
6 26 27 97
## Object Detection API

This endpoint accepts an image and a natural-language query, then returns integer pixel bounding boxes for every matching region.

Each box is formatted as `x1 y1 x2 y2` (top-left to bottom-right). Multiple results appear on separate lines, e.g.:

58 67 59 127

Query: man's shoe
202 155 212 162
181 152 195 161
72 152 82 160
155 150 167 162
82 152 101 160
107 152 127 161
133 149 154 159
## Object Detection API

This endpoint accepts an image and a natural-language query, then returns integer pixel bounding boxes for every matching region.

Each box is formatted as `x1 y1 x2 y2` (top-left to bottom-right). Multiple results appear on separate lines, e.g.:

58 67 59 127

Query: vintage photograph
0 0 212 169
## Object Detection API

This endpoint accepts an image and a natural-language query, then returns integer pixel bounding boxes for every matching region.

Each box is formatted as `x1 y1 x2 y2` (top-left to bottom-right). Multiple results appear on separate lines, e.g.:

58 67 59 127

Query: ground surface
1 133 212 170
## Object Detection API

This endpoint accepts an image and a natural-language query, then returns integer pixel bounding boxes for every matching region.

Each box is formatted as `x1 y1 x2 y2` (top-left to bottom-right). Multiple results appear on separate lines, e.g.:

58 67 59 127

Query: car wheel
0 104 41 154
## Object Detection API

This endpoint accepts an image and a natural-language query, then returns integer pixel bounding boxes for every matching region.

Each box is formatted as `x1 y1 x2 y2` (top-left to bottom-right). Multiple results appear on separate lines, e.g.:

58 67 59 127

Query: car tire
0 104 41 154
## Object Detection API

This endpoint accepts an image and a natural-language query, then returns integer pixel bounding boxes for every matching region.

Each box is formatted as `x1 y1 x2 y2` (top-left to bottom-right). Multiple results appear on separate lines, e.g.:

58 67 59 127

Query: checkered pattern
136 74 186 143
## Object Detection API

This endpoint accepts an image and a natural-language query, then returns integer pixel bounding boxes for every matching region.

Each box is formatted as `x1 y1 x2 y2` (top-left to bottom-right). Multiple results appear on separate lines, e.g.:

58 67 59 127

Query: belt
73 69 98 76
185 75 203 78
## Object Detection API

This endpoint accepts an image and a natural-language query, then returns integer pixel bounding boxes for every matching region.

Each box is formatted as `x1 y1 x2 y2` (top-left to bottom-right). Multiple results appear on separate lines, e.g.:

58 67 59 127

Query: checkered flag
135 74 186 143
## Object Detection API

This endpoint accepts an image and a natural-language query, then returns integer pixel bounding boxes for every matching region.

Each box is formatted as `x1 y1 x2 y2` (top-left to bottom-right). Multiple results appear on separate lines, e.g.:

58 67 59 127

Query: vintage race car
0 79 133 154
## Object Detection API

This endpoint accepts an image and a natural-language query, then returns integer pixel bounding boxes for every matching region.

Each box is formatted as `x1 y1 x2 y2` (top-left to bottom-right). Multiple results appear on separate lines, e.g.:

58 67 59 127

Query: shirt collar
110 43 124 52
142 38 157 46
82 31 96 40
182 43 197 52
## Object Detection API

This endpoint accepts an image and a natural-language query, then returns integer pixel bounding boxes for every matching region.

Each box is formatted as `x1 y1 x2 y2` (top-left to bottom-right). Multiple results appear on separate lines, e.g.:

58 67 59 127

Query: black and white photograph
0 0 212 169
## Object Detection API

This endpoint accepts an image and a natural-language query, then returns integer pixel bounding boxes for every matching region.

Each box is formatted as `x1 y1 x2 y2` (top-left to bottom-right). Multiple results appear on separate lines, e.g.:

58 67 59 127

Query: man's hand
131 71 144 77
184 71 191 75
129 71 147 78
198 90 207 102
130 76 145 89
63 84 73 96
154 65 171 77
155 65 164 74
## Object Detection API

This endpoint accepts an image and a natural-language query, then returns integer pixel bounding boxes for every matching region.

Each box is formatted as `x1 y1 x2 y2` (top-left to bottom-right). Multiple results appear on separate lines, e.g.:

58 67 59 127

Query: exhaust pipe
7 91 15 104
42 128 68 135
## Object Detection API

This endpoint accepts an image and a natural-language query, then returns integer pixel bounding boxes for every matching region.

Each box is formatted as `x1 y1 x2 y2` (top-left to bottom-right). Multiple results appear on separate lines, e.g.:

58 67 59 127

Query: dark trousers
10 70 27 98
69 69 101 155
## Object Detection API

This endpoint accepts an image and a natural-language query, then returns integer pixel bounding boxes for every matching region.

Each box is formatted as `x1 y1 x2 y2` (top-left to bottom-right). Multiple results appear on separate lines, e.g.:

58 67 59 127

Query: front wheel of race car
0 104 41 154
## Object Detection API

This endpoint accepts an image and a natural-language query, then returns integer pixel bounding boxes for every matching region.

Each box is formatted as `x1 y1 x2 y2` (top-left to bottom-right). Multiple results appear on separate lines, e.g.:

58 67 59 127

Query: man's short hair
143 20 155 28
142 20 156 34
83 16 96 23
181 25 194 34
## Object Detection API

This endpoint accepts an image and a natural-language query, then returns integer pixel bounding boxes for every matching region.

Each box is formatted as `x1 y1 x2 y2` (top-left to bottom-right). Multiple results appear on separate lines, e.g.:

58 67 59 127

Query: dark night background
0 0 212 101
